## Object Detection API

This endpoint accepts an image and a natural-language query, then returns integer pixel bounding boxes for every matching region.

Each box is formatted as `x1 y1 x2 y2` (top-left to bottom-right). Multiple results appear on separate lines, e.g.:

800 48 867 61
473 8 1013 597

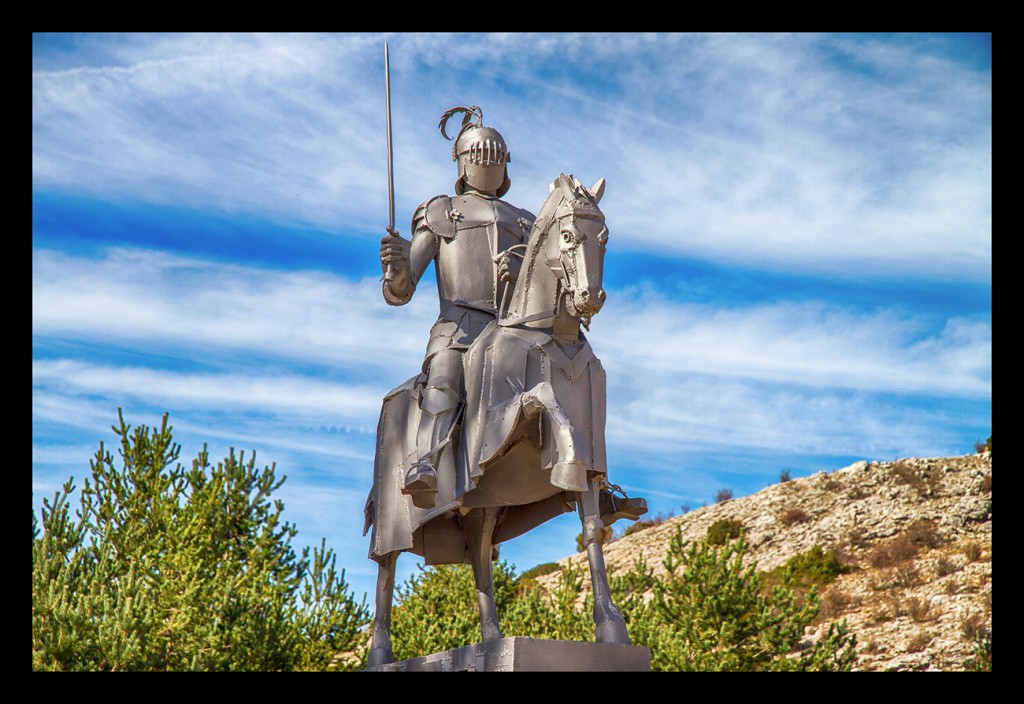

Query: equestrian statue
363 98 646 668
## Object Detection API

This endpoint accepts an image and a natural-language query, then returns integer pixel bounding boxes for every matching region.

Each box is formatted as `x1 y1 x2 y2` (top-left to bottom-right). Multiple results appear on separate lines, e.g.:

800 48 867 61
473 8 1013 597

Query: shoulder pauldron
423 194 458 240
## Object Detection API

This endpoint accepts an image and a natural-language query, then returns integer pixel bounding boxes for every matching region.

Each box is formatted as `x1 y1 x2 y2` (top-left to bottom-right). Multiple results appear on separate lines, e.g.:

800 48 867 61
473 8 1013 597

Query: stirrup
403 462 437 508
599 484 648 526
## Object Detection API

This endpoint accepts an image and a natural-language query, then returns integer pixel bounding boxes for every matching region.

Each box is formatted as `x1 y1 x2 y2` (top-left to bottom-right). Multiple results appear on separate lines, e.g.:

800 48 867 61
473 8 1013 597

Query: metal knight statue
378 105 533 508
363 46 646 670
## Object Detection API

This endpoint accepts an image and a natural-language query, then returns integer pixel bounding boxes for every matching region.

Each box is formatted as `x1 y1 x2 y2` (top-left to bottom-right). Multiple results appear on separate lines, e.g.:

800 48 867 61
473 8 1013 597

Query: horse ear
558 173 575 200
589 178 606 204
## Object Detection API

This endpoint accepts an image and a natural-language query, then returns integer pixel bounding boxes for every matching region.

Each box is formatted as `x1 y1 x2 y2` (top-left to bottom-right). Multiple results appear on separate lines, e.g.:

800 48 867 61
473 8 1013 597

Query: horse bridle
497 202 604 329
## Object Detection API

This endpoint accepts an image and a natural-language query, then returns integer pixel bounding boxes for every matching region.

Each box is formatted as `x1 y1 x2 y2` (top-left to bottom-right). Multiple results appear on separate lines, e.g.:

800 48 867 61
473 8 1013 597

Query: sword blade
382 41 396 282
384 41 395 232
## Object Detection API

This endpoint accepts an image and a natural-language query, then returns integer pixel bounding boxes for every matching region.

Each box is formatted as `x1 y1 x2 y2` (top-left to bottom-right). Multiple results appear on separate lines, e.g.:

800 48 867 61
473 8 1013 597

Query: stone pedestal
365 637 650 672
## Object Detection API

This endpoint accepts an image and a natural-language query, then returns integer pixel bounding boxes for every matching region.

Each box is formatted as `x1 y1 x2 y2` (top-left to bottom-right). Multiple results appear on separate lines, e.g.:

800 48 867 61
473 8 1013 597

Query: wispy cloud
33 247 433 380
595 291 991 398
36 248 990 401
34 33 990 279
34 245 990 477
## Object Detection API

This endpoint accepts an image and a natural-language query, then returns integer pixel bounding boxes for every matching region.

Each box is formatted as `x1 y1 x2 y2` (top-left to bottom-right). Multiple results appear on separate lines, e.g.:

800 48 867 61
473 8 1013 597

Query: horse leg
367 551 398 667
577 480 630 645
462 507 504 642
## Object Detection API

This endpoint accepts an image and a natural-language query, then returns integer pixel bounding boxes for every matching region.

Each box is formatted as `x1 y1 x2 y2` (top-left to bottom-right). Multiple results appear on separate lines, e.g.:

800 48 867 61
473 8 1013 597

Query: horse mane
505 178 568 321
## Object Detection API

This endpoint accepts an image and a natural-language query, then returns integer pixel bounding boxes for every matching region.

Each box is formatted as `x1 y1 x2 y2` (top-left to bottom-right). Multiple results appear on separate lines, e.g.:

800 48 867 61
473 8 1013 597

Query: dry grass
907 597 938 623
934 554 959 577
870 537 919 569
818 586 859 621
906 631 932 653
961 612 986 641
963 540 982 562
904 519 942 549
779 507 810 527
888 461 942 498
892 563 922 589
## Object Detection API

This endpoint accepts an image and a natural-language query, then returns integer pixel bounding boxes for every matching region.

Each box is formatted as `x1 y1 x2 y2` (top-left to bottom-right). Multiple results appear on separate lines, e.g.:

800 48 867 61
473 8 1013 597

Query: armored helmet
439 106 511 197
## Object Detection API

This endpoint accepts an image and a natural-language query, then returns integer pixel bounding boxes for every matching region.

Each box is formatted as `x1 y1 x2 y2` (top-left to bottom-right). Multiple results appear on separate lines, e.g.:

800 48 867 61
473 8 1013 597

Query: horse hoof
367 647 395 668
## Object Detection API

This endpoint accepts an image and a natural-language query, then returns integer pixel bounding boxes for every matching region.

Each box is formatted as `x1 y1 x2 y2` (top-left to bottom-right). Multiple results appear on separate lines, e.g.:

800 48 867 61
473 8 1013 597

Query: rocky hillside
537 453 992 672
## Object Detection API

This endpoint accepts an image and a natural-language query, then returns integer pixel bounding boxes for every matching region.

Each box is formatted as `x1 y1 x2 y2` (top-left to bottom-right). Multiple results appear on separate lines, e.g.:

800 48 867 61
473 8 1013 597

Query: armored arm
381 200 438 306
495 206 536 284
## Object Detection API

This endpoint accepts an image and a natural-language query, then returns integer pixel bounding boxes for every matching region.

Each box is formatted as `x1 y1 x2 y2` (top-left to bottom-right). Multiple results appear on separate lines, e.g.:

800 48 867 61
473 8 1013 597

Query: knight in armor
379 106 535 508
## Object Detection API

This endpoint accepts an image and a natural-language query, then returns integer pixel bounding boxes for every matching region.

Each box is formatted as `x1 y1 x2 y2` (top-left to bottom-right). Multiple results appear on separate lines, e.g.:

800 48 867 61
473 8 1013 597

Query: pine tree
638 528 857 671
390 559 594 658
32 410 369 671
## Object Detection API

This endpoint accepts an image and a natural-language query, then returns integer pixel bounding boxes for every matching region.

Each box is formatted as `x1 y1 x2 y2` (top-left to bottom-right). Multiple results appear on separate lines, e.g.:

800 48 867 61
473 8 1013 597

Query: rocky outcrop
536 453 992 671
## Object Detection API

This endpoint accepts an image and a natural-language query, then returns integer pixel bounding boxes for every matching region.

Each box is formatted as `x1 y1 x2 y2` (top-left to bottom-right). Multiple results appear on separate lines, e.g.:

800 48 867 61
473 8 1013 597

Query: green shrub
975 436 991 455
519 561 561 582
635 529 856 671
964 630 992 672
391 560 593 659
32 411 368 671
767 545 846 590
706 518 744 546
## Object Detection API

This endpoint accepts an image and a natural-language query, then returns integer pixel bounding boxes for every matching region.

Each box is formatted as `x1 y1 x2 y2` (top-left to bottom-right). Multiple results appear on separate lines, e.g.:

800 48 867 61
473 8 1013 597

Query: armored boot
403 373 461 509
599 484 648 527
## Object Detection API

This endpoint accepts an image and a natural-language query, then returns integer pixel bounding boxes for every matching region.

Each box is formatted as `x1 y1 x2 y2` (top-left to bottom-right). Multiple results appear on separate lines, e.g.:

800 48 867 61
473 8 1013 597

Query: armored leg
520 381 592 478
404 349 463 509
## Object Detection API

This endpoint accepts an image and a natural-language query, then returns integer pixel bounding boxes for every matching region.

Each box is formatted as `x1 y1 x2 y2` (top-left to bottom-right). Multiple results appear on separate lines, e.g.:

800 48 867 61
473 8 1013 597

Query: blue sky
33 33 991 602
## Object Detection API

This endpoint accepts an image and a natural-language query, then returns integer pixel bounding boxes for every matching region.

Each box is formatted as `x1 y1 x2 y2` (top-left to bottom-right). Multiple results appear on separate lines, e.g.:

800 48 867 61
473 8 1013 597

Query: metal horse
364 174 637 667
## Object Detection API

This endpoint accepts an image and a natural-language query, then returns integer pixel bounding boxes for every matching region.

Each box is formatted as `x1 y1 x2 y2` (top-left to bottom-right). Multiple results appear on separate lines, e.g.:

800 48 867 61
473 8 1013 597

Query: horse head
506 173 608 332
549 173 608 326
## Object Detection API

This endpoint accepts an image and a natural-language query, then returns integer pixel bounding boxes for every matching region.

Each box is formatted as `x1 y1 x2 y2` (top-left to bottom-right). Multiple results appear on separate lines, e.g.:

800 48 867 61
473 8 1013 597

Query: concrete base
365 637 650 672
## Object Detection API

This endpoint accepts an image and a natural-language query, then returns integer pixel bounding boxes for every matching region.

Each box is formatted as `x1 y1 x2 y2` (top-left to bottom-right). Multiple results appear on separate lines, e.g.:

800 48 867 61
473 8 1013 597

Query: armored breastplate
427 193 534 315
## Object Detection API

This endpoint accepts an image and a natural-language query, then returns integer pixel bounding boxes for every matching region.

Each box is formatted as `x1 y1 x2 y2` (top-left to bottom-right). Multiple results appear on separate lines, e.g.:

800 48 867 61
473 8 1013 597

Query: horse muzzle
569 287 605 318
